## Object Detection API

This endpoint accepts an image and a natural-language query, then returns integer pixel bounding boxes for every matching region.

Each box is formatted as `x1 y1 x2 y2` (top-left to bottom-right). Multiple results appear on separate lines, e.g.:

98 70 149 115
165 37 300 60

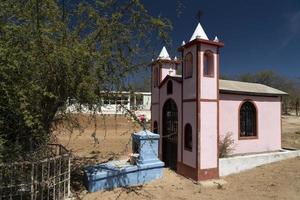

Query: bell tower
177 23 224 180
150 46 180 159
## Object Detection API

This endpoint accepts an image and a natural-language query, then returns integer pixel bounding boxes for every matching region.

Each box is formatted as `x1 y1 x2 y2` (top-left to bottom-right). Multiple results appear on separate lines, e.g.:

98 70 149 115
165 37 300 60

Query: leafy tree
0 0 171 161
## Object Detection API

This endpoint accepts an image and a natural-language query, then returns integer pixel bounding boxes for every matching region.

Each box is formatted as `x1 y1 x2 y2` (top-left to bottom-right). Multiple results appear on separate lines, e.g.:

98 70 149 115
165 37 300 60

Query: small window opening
153 121 158 134
184 123 192 151
185 53 193 78
167 80 173 95
203 51 214 77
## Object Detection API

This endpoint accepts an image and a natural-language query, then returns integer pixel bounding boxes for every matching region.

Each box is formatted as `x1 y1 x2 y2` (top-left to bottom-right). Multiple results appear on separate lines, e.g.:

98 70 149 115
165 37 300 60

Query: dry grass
282 115 300 149
218 132 235 158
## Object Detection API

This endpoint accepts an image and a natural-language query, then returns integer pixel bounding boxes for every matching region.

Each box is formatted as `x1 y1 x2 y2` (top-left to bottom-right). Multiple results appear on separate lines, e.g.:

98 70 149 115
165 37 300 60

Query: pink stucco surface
199 46 218 100
200 101 218 169
198 43 219 169
161 63 176 81
182 102 196 167
159 80 182 162
182 45 196 100
219 94 281 155
151 65 159 103
151 104 159 129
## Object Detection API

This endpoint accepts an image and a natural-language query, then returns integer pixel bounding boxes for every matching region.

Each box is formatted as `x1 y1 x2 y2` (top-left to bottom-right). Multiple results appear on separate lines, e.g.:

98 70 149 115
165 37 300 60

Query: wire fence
0 144 71 200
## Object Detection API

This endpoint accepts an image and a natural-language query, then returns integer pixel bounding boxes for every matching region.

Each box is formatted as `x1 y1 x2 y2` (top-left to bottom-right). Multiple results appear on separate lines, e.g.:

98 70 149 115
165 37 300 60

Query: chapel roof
219 79 287 96
159 75 182 88
178 23 224 51
157 46 171 60
159 75 287 96
190 23 209 41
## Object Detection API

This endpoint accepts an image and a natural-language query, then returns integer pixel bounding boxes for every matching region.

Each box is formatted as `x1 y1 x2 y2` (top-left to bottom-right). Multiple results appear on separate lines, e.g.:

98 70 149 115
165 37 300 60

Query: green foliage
0 0 172 161
0 136 4 163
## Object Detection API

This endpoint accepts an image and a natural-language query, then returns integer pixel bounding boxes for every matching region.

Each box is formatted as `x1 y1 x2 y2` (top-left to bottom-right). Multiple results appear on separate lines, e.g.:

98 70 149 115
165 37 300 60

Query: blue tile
84 130 164 192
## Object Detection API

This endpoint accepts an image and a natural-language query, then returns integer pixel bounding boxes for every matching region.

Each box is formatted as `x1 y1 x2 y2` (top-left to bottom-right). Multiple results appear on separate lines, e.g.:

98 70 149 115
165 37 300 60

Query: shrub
218 132 235 158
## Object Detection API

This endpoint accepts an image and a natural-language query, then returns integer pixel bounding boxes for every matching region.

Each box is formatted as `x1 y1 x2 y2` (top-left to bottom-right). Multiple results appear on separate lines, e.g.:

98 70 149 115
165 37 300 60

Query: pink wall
199 44 218 100
180 42 220 169
200 101 218 169
182 102 196 167
183 45 196 100
198 43 219 169
200 53 218 99
219 94 281 155
151 64 159 104
181 44 198 168
161 63 176 81
151 104 159 130
159 80 182 162
151 64 160 140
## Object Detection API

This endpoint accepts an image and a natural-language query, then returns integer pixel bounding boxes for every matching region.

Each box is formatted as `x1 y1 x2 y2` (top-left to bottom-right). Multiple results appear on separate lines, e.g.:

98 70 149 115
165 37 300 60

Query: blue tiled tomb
84 130 164 192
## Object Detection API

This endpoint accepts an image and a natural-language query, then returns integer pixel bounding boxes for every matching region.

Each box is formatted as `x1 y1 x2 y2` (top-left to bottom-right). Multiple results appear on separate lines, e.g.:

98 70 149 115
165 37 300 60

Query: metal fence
0 144 71 200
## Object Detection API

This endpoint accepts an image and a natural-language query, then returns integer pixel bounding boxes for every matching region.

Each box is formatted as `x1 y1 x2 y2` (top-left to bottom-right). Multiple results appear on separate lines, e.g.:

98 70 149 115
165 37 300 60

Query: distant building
67 91 151 120
151 23 287 181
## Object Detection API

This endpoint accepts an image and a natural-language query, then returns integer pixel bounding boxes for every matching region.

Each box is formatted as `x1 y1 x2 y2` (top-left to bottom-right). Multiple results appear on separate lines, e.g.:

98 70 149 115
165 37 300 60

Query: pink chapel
150 23 287 181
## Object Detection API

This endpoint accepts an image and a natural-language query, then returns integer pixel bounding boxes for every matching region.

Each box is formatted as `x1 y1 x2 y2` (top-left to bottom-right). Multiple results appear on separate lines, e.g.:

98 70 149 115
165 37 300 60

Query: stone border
219 149 300 176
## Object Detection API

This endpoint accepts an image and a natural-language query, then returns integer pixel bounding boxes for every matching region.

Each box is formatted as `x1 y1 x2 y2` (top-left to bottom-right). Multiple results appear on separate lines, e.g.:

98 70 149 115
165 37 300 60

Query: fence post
31 163 34 200
67 156 71 197
296 101 299 116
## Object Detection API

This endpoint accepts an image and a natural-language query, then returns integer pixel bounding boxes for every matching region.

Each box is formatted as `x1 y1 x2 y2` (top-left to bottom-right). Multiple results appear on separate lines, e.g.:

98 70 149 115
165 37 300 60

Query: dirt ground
56 114 300 200
282 115 300 149
55 115 139 162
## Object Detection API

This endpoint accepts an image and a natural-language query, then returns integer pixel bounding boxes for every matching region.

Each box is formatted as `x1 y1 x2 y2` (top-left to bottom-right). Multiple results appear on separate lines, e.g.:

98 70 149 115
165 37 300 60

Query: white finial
174 56 177 60
151 58 154 62
157 46 171 60
190 23 208 41
213 36 219 42
181 40 185 46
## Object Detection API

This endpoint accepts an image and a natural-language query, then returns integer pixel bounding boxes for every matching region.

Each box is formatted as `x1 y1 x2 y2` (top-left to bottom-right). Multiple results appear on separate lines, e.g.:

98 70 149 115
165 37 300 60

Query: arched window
153 67 159 87
184 53 193 78
167 80 173 95
203 51 214 77
184 123 192 151
153 121 158 134
240 101 257 138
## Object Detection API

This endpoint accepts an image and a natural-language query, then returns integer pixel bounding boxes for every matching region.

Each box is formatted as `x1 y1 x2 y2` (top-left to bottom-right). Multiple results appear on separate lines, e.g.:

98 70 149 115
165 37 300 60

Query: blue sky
142 0 300 78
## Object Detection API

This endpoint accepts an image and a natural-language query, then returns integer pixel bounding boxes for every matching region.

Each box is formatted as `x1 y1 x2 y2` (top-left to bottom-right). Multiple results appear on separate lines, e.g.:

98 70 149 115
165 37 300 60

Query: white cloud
281 10 300 47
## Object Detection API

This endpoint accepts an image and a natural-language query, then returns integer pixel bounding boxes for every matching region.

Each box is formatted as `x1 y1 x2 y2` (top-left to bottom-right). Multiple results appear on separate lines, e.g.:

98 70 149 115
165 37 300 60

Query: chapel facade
151 23 286 181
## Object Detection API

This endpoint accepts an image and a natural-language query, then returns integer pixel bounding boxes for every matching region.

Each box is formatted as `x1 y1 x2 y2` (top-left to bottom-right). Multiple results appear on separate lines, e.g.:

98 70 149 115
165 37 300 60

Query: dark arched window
184 123 192 151
203 51 214 77
153 121 158 134
185 53 193 78
167 80 173 95
153 67 159 87
240 101 257 138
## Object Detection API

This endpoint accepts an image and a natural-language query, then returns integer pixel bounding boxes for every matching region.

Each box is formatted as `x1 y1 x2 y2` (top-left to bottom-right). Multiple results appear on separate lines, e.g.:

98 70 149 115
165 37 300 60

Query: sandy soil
81 158 300 200
56 114 300 200
55 115 139 162
282 115 300 149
